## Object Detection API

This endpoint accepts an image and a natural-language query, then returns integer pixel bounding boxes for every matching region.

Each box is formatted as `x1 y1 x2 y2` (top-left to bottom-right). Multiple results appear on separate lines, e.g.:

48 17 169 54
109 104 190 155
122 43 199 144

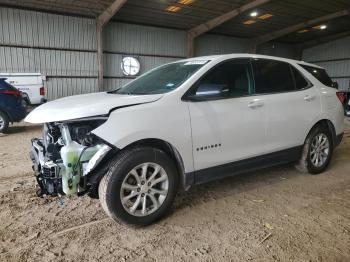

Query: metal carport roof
0 0 349 44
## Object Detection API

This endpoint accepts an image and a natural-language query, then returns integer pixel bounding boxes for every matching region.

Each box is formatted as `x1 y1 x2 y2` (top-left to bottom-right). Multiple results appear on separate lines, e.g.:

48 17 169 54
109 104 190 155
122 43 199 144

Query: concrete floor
0 120 350 262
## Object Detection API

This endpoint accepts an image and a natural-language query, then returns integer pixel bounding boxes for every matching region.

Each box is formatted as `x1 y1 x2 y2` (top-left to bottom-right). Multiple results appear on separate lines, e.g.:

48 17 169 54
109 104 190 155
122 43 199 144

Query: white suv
26 54 344 225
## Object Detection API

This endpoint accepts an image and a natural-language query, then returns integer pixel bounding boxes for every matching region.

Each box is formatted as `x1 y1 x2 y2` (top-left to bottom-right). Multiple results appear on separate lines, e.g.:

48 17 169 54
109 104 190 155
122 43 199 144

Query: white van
0 73 46 105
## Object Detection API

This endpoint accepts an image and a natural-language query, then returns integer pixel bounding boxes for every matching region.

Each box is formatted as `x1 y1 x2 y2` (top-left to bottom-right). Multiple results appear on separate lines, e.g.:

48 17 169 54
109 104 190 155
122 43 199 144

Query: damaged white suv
26 54 344 225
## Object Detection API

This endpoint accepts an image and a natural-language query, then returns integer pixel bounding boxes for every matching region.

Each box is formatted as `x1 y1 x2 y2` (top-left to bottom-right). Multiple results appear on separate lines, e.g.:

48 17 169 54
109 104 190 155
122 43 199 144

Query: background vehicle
0 73 46 106
342 90 350 116
334 89 350 116
25 54 345 226
0 78 27 133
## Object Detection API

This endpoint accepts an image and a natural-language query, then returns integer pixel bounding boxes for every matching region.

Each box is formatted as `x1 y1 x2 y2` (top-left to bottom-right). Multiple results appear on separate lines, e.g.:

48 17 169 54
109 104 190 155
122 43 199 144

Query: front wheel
295 125 333 174
99 146 178 226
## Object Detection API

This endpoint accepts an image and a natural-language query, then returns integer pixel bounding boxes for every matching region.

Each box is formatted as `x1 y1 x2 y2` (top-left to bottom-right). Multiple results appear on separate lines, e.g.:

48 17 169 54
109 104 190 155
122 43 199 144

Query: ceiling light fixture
178 0 194 5
165 5 181 12
258 13 273 20
250 11 258 17
243 20 256 25
312 24 327 30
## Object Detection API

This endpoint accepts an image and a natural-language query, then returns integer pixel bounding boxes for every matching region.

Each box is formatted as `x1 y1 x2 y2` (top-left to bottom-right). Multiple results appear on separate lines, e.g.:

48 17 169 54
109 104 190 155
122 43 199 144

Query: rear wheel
99 146 178 226
295 125 333 174
0 111 9 134
21 98 29 108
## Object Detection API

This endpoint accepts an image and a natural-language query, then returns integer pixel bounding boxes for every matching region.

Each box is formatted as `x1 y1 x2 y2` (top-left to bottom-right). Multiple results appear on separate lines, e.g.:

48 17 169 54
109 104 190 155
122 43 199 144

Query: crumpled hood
25 92 162 123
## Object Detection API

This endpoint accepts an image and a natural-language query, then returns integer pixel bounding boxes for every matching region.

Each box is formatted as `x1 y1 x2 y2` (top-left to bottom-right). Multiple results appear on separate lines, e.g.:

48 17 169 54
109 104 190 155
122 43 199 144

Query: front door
186 58 267 173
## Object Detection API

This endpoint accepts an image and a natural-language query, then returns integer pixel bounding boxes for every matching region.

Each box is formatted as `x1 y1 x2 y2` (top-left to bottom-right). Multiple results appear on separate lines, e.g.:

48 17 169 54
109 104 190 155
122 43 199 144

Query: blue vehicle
0 78 27 133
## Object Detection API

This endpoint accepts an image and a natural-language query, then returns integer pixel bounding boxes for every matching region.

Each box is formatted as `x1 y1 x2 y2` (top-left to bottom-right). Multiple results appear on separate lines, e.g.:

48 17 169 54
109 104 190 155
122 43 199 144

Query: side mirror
186 83 228 101
332 81 339 89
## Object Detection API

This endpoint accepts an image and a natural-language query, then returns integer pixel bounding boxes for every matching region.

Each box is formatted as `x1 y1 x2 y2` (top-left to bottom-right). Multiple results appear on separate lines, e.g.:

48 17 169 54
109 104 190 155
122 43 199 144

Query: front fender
92 101 194 173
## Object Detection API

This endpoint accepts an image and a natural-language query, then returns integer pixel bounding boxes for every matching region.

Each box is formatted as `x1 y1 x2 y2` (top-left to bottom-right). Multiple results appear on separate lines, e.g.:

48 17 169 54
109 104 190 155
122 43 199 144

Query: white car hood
25 92 162 123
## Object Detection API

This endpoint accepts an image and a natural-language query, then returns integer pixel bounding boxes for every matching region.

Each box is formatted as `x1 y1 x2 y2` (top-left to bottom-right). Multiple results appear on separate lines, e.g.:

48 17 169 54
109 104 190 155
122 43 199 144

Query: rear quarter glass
299 65 333 87
0 79 18 91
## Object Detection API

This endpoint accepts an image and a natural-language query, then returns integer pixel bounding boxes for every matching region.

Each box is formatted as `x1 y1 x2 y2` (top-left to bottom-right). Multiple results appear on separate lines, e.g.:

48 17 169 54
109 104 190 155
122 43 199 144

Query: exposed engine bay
30 118 112 197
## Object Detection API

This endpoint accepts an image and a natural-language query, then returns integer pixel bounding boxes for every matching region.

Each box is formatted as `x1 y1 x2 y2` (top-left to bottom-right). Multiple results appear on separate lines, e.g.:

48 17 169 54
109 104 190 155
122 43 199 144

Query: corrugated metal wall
0 6 298 100
258 42 298 60
0 7 97 100
104 22 186 57
302 36 350 91
0 7 185 100
195 34 250 56
103 22 186 92
0 8 96 49
195 34 297 59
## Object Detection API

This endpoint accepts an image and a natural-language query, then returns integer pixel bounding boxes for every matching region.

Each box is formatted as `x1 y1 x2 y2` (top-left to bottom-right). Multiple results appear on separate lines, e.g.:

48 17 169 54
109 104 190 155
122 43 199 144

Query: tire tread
295 124 333 175
99 146 178 226
0 111 9 134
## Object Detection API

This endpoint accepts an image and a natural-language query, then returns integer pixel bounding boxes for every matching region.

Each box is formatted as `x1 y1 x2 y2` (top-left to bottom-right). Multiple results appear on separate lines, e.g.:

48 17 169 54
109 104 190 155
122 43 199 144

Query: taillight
336 92 345 104
40 87 45 96
0 90 21 97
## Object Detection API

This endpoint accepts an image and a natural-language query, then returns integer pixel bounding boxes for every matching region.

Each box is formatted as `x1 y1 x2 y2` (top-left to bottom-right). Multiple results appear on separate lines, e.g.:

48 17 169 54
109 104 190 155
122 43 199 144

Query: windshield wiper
107 87 129 94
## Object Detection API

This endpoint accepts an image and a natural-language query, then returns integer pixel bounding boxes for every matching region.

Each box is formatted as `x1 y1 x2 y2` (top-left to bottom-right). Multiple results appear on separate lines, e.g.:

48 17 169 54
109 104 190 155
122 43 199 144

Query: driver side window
192 58 254 99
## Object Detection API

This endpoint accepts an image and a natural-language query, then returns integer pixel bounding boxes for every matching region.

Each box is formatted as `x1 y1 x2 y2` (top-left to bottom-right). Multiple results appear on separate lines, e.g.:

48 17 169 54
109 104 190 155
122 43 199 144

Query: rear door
252 58 321 153
186 58 267 172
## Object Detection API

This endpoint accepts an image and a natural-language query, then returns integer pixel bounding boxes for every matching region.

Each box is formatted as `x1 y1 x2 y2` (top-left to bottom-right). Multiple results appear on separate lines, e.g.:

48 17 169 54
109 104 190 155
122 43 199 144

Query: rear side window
0 79 17 91
291 67 310 90
252 59 295 94
299 65 333 87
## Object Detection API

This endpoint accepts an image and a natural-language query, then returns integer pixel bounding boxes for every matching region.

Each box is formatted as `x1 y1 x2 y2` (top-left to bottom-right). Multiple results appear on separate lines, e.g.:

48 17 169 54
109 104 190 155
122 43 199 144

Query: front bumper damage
30 124 112 197
30 138 64 196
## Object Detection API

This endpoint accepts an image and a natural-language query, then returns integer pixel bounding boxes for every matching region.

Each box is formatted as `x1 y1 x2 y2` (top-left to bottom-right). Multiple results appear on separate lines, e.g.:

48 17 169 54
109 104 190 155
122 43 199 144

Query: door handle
304 94 315 102
248 100 264 108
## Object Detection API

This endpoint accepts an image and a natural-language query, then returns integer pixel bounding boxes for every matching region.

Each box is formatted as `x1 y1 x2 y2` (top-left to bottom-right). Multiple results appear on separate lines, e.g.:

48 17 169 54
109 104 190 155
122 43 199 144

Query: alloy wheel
120 162 169 217
310 133 330 167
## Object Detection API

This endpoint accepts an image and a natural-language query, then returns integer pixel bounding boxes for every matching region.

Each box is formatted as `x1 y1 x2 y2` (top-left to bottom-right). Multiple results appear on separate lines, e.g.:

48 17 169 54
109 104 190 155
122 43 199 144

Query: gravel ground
0 120 350 262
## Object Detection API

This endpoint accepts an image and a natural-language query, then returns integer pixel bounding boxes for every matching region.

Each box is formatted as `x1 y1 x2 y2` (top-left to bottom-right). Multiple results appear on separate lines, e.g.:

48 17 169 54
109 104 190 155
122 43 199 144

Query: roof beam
297 30 350 50
96 0 128 92
188 0 271 38
252 9 350 46
186 0 271 57
97 0 128 27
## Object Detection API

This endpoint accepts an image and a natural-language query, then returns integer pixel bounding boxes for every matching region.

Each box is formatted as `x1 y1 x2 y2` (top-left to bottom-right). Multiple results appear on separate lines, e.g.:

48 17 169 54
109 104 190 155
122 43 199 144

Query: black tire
99 146 179 226
21 98 29 108
295 125 333 175
0 111 9 134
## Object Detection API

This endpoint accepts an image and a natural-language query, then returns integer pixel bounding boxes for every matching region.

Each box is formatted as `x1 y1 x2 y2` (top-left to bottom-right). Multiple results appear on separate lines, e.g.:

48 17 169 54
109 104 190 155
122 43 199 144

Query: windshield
110 60 208 95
